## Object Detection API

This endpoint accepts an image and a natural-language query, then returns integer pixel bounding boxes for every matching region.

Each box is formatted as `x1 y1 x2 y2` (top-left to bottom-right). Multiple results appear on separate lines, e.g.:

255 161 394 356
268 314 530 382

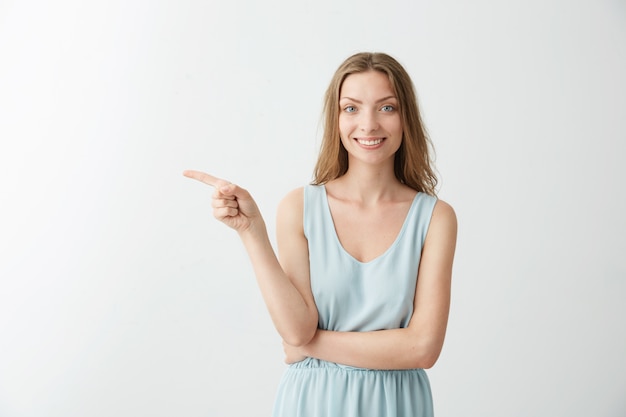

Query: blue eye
381 105 395 112
344 106 357 113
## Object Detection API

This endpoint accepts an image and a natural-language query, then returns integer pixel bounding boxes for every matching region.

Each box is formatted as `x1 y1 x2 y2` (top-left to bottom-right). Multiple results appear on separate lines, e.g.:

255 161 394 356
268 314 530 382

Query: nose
359 110 379 133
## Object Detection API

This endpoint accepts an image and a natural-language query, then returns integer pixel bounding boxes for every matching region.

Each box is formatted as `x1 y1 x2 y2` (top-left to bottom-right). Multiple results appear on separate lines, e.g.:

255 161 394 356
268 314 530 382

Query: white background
1 0 625 416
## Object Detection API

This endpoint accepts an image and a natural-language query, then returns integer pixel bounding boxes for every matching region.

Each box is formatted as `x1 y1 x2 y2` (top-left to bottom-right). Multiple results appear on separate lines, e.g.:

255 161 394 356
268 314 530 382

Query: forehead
339 70 396 99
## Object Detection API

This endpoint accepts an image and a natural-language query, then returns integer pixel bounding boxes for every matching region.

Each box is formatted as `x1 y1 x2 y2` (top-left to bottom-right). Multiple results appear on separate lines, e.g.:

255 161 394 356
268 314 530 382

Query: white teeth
357 138 383 146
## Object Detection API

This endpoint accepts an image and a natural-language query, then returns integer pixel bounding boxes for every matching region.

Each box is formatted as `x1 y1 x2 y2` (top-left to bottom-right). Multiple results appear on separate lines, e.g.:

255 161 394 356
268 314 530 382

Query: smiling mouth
356 138 384 146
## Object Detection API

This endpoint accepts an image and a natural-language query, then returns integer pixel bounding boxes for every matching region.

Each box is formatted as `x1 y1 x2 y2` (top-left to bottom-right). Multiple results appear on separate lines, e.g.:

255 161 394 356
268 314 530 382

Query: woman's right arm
272 187 318 346
184 171 317 346
238 187 317 346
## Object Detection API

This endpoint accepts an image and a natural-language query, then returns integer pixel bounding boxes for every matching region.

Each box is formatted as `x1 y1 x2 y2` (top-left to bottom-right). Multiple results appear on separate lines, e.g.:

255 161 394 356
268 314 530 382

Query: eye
343 105 357 113
381 105 395 112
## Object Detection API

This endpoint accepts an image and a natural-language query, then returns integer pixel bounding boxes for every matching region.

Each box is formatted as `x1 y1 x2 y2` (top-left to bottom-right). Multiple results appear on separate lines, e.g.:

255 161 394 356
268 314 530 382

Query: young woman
184 52 457 417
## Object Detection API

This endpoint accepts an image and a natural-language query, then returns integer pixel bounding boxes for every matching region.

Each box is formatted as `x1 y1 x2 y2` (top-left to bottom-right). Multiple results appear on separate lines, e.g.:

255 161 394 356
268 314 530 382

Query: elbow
281 323 317 347
418 353 440 370
406 343 442 369
409 353 440 370
283 332 314 347
284 336 309 348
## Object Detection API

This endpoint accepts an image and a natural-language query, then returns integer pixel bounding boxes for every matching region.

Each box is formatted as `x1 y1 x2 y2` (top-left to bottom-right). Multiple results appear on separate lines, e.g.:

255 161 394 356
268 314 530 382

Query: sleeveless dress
271 184 438 417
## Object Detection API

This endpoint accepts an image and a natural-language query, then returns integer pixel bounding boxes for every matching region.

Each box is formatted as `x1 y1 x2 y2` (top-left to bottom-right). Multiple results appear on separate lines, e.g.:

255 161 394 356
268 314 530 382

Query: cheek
390 120 403 138
338 117 352 140
339 135 351 150
391 116 403 135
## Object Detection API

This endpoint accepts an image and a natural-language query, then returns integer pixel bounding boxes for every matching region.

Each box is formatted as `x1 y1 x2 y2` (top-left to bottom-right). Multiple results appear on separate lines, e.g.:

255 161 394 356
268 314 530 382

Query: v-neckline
320 185 420 265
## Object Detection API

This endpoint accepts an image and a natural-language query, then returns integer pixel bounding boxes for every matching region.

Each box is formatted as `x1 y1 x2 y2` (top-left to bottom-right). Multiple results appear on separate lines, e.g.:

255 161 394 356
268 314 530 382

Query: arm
273 187 319 346
184 171 317 346
286 200 457 369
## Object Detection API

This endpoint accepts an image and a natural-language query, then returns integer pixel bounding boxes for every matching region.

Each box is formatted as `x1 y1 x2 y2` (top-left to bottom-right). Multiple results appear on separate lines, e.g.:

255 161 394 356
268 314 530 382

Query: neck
332 160 402 204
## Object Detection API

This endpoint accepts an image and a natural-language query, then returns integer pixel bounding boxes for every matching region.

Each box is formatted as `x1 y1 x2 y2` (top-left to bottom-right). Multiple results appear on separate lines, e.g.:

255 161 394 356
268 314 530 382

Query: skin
182 170 318 347
338 70 404 171
184 70 457 370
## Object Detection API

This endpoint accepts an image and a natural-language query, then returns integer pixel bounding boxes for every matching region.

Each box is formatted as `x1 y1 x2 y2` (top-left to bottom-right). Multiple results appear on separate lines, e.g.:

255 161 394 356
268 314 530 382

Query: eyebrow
339 95 397 103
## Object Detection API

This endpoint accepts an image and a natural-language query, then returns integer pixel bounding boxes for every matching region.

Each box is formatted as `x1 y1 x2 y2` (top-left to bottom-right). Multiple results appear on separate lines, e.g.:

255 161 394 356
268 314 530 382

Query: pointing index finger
183 170 227 188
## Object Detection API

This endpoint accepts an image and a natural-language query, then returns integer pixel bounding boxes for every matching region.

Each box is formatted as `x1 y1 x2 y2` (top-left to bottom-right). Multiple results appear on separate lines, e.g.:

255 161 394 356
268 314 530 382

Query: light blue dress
271 184 438 417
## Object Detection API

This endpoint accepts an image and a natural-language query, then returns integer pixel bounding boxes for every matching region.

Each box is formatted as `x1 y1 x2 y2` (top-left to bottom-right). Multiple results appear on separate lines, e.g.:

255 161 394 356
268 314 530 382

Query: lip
354 137 386 147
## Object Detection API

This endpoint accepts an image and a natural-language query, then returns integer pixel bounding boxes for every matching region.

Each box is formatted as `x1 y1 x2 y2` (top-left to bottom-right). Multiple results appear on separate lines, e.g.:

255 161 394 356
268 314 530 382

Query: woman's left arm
284 200 457 370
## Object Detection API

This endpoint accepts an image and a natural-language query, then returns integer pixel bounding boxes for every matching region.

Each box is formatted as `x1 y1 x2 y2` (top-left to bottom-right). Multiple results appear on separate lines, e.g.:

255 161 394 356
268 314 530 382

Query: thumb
219 183 250 200
219 183 234 194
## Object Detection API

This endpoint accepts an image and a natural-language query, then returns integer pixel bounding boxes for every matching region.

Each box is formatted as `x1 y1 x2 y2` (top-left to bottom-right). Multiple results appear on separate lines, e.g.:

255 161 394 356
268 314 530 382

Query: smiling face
338 70 403 169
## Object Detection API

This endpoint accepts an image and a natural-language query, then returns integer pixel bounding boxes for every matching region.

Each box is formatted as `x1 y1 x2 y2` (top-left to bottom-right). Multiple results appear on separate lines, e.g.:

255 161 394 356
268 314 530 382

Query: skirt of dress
271 357 433 417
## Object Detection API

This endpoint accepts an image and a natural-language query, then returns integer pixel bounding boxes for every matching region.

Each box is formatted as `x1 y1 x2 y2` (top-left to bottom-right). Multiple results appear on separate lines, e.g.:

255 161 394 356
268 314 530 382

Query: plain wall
1 0 625 416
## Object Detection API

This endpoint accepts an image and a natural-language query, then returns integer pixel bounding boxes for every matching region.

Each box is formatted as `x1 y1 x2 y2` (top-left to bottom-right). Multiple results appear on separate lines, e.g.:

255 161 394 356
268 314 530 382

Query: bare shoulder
277 187 304 214
432 199 457 227
276 187 305 231
427 199 458 245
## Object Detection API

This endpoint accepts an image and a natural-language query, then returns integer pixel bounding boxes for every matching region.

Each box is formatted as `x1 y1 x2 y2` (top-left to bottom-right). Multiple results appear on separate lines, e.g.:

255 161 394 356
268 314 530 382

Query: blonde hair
312 52 438 195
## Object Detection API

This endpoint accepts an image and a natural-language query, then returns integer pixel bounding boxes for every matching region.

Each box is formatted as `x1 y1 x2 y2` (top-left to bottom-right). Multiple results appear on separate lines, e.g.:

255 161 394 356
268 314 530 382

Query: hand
282 340 307 364
183 170 262 232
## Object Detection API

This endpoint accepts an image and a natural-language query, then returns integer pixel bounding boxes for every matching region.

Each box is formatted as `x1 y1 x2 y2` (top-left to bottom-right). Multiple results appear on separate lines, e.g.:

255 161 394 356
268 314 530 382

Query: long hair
312 52 438 195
